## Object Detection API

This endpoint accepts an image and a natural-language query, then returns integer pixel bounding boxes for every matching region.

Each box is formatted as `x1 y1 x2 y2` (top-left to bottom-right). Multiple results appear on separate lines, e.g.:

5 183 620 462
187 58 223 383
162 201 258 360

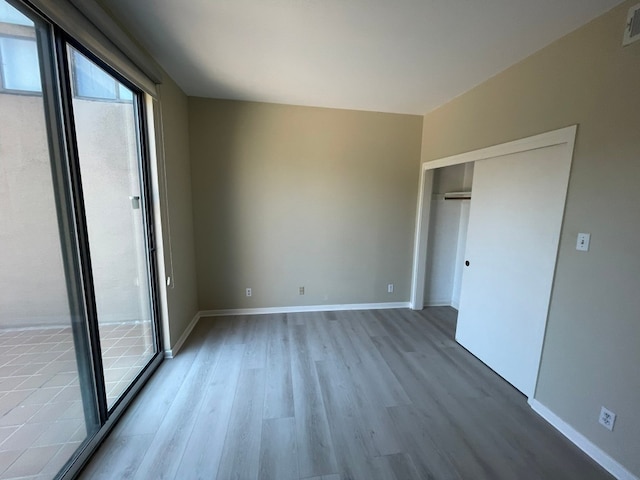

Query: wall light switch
576 233 591 252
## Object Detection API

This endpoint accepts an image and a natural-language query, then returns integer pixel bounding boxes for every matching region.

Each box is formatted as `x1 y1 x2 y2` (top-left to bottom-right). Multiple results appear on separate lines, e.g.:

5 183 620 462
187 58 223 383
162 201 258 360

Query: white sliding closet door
456 143 571 398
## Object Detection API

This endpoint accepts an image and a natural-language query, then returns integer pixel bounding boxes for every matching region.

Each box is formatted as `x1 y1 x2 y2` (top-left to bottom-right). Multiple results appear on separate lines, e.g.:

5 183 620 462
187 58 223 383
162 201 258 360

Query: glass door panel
0 2 99 478
67 46 156 409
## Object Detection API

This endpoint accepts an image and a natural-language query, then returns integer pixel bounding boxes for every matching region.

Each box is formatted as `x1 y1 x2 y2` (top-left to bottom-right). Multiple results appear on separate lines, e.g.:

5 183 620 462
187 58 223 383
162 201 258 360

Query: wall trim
164 312 201 358
200 302 410 318
529 399 638 480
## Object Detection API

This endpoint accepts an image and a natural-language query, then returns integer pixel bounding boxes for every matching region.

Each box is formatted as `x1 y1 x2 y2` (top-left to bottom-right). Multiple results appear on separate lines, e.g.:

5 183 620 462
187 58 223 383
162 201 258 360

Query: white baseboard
423 302 453 307
529 399 638 480
199 302 410 318
164 312 201 358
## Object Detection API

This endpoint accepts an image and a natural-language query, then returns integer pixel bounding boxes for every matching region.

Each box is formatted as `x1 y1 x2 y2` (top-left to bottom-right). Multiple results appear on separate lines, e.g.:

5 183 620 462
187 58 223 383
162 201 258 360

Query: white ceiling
100 0 623 115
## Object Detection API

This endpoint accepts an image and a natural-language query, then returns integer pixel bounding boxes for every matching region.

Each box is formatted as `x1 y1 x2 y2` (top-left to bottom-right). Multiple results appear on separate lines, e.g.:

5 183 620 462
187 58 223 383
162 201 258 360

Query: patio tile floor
0 322 153 479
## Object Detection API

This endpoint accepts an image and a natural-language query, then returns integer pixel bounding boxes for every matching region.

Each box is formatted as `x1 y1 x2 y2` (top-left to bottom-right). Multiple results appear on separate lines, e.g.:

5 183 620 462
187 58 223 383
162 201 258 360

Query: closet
423 162 473 308
414 127 576 399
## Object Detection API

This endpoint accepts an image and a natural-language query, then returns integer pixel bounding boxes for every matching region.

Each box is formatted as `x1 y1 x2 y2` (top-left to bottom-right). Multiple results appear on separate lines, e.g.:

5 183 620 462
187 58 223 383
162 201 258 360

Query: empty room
0 0 638 479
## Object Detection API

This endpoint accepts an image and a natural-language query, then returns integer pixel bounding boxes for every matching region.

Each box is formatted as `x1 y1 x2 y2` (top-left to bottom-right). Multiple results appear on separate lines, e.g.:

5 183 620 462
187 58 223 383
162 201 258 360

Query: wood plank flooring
79 307 612 480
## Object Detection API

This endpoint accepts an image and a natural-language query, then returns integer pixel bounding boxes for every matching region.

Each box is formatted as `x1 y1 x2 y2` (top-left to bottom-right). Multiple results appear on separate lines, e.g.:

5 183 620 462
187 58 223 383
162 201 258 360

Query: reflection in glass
0 2 31 25
0 36 41 91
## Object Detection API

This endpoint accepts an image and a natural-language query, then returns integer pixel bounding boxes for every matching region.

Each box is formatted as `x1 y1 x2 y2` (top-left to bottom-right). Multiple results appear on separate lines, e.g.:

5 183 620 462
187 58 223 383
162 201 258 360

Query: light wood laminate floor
80 308 612 480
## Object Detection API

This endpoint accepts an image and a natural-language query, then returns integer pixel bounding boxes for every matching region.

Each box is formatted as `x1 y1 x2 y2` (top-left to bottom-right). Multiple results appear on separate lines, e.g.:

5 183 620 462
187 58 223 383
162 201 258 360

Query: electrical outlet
387 283 394 293
245 287 252 297
299 286 305 295
599 406 616 431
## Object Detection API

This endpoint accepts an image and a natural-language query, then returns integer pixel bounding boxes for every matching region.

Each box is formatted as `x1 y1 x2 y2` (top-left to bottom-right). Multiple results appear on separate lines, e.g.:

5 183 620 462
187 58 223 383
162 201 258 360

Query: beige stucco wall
0 92 153 327
420 1 640 475
189 98 423 310
74 98 151 325
0 93 70 326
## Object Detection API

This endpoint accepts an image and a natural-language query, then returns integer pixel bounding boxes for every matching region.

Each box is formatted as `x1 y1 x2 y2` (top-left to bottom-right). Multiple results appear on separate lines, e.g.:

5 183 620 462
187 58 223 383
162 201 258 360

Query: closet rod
443 191 471 200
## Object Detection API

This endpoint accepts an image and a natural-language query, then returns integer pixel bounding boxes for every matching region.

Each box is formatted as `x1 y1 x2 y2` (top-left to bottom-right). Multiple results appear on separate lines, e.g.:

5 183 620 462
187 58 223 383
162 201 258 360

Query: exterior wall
0 93 70 326
0 92 148 327
73 98 151 324
420 1 640 475
189 98 423 310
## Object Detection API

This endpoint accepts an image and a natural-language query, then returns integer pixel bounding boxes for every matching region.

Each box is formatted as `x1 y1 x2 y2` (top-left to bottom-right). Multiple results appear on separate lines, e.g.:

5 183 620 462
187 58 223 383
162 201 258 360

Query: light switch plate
576 233 591 251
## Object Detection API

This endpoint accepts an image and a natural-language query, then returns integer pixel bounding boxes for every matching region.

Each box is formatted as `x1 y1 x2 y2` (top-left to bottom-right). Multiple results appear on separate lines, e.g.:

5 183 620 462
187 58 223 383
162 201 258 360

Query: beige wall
74 98 151 325
188 99 423 310
0 94 70 326
420 1 640 475
0 93 150 327
157 74 200 346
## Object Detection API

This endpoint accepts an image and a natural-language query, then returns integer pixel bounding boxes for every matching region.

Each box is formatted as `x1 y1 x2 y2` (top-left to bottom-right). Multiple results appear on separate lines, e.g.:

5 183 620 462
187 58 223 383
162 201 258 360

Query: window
0 2 40 93
0 14 132 101
0 1 30 25
0 35 40 92
71 48 133 102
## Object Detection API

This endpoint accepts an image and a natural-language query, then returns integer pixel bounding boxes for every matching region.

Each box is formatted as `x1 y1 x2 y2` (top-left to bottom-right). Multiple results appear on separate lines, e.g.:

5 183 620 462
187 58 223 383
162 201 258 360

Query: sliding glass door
0 2 100 478
67 46 157 410
0 1 162 478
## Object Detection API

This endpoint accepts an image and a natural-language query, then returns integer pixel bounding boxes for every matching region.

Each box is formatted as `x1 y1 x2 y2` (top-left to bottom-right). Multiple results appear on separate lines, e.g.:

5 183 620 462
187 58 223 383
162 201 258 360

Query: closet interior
423 162 474 309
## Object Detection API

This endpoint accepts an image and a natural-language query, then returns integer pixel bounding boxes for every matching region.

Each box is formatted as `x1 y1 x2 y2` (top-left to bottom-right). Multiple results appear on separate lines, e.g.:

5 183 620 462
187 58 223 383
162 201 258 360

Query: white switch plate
387 283 394 293
576 233 591 251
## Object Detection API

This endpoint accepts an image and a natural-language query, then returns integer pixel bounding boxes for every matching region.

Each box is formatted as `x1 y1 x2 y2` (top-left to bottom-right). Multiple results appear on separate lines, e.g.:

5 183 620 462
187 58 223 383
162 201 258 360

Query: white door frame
409 125 577 310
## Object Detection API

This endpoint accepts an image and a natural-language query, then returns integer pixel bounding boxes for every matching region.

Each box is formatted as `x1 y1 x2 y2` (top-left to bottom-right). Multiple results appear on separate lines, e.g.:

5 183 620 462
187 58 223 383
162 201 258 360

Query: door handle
465 260 470 266
129 195 141 209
